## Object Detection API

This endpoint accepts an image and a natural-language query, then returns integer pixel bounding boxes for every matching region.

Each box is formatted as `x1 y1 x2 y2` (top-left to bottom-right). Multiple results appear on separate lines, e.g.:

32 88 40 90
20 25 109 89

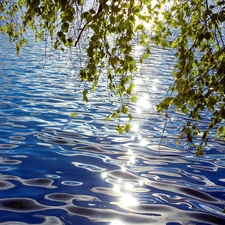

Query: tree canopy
1 0 225 155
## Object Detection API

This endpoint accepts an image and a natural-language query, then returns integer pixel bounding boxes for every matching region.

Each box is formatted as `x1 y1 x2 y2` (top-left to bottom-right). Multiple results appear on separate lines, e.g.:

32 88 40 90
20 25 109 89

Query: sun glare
113 184 121 192
110 220 125 225
102 172 107 179
131 123 139 132
120 193 139 207
140 138 148 146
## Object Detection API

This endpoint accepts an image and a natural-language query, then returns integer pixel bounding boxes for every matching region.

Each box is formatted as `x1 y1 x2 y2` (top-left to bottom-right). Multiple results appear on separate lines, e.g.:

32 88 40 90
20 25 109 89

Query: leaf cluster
1 0 225 155
155 0 225 155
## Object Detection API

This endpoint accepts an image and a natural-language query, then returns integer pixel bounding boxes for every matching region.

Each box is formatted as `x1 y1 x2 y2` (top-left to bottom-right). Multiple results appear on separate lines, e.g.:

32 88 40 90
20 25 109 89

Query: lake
0 31 225 225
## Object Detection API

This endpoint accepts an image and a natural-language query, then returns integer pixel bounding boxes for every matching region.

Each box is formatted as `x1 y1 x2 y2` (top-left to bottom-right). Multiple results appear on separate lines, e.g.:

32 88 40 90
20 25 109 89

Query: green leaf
204 32 211 40
61 22 69 32
57 31 63 38
171 41 177 48
121 104 129 114
112 112 119 119
83 90 88 102
124 123 131 133
127 84 136 95
115 124 123 134
128 114 133 121
182 105 189 114
78 0 84 6
130 96 137 102
106 115 110 121
70 113 77 118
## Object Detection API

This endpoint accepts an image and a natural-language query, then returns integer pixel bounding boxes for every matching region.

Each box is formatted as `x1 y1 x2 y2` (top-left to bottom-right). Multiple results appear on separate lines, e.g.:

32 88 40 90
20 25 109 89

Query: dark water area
0 32 225 225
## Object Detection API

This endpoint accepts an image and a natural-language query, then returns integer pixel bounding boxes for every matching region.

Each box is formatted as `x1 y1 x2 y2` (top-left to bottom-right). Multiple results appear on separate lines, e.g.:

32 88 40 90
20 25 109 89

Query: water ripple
0 32 225 225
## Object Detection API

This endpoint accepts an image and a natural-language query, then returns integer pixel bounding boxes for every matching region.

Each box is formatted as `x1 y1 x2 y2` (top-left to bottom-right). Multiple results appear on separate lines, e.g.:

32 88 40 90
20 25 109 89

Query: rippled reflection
1 23 225 225
140 138 148 146
136 95 151 110
110 220 125 225
120 193 138 207
131 123 139 132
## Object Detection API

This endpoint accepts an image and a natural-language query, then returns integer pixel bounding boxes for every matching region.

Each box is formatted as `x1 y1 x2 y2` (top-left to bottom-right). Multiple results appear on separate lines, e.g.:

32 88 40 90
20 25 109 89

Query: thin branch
74 22 89 47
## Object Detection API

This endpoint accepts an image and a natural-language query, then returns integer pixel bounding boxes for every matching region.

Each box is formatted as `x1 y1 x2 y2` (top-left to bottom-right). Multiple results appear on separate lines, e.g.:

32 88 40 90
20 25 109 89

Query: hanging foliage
1 0 225 155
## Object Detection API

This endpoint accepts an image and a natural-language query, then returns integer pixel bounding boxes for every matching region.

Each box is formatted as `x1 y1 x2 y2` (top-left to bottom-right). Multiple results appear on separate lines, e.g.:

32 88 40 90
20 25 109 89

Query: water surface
0 34 225 225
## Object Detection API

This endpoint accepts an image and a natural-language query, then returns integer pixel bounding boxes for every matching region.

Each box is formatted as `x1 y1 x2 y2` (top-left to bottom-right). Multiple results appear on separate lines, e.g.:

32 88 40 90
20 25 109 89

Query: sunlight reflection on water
0 23 225 225
110 220 125 225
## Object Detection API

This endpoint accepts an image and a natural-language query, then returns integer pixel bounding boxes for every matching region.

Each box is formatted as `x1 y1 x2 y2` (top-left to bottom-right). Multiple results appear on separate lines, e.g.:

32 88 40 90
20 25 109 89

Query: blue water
0 33 225 225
